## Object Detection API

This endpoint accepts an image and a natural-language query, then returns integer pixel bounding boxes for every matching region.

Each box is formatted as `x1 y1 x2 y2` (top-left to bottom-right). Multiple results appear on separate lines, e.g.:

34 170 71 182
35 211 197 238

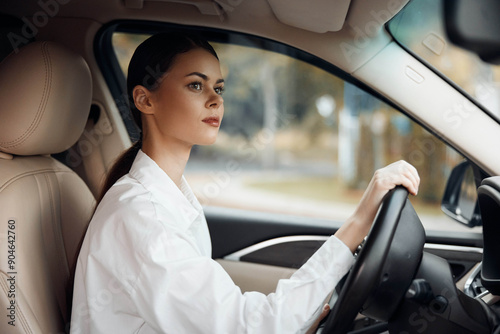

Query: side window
111 31 476 233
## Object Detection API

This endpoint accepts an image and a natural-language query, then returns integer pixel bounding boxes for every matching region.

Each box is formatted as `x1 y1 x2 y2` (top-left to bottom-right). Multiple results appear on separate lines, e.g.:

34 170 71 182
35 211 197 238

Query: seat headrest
0 41 92 156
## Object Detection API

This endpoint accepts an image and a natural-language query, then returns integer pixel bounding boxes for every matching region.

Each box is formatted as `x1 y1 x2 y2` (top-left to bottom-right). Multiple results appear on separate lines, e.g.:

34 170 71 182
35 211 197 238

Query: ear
133 85 155 115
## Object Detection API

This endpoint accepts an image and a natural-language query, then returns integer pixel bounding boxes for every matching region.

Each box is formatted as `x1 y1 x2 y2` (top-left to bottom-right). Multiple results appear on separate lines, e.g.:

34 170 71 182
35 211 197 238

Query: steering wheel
320 186 418 333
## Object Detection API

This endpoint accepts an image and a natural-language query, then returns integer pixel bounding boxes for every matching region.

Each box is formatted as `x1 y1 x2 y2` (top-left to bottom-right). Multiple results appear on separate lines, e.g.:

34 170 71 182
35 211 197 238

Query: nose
206 92 223 109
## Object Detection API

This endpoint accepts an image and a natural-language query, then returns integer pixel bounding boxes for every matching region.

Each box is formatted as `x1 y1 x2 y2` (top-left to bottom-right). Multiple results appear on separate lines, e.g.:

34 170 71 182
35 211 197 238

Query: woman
70 32 419 333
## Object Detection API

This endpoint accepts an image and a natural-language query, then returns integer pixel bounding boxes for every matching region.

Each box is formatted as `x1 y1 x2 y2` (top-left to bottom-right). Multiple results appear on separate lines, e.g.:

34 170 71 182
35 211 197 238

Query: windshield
388 0 500 119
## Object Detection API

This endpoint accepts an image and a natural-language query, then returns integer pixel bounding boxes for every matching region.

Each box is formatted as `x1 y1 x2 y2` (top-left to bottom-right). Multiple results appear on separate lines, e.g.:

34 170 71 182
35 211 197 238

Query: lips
202 116 220 127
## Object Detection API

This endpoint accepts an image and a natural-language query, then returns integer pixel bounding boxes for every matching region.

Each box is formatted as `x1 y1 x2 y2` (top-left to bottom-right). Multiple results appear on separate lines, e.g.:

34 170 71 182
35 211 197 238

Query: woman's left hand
335 160 420 253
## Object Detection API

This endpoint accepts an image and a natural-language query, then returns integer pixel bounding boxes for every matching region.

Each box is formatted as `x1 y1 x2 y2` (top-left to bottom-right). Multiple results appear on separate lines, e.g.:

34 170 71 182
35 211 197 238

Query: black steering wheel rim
321 186 410 334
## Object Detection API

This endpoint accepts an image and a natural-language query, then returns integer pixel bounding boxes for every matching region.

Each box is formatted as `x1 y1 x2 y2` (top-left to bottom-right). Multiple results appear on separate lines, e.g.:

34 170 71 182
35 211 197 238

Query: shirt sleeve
130 222 354 334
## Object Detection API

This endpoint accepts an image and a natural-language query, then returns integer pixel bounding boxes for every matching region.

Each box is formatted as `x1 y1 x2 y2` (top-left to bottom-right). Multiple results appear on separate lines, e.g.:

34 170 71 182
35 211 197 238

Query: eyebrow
186 72 224 84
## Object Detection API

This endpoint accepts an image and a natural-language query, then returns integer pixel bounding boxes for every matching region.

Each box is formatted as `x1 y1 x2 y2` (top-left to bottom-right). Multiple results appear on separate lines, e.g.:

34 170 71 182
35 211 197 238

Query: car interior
0 40 95 333
0 0 499 333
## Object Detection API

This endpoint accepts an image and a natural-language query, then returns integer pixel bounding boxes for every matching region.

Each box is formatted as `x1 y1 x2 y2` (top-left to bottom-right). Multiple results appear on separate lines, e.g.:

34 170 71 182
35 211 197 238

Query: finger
403 169 419 195
413 166 421 187
305 304 330 334
405 162 420 194
398 174 418 196
402 161 420 186
319 304 330 319
394 161 420 195
315 304 330 324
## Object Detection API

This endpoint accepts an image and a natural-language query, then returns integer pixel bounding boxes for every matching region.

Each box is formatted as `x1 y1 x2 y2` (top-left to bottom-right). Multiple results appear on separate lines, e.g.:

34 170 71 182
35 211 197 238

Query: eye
188 82 203 91
215 86 225 95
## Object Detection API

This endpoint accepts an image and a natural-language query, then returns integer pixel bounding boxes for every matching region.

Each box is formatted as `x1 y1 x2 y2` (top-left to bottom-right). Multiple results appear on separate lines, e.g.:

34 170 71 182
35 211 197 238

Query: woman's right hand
305 304 330 334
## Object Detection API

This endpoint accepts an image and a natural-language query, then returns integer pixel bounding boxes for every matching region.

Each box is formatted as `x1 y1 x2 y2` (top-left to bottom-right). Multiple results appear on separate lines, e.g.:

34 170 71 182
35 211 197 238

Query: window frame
95 21 416 140
93 20 485 245
386 1 500 125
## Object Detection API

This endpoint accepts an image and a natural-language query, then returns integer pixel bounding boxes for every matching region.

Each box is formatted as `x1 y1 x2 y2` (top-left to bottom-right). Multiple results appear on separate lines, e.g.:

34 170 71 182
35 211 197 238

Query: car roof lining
266 0 351 33
0 0 408 74
123 0 352 33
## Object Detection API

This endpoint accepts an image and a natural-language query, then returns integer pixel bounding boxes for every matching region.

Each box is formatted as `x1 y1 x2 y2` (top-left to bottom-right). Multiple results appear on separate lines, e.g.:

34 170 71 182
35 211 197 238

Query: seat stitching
44 173 70 323
34 174 67 328
0 169 74 192
55 172 72 274
15 297 34 334
0 42 52 148
0 271 33 334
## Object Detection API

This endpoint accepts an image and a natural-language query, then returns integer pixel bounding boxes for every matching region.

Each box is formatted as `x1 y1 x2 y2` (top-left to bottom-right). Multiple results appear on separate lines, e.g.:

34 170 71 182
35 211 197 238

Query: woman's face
146 48 224 147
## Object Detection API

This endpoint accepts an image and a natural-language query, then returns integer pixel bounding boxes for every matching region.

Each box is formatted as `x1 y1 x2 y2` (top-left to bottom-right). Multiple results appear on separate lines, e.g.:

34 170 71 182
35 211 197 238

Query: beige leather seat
0 41 94 333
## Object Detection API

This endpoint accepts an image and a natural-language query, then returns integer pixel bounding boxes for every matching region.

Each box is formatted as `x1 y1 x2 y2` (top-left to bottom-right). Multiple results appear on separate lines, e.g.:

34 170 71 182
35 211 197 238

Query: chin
197 136 218 146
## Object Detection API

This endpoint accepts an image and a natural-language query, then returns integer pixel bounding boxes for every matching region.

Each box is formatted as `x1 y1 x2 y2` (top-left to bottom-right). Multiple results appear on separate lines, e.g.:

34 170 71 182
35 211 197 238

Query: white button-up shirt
70 150 354 334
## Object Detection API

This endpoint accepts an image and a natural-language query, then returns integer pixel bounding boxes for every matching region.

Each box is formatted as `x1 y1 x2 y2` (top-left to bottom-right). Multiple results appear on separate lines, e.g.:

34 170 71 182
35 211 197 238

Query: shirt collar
129 150 202 228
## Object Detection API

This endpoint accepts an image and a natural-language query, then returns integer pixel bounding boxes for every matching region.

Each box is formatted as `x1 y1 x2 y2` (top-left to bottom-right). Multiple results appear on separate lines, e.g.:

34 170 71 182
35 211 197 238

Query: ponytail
96 138 142 204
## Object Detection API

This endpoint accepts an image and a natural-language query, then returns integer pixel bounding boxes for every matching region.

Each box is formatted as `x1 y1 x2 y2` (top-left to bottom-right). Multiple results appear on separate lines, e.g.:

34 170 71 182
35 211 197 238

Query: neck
141 136 192 189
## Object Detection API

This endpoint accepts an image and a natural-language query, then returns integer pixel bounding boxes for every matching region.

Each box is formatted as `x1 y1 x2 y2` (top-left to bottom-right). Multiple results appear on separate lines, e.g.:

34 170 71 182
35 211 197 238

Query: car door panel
216 260 296 294
206 206 484 295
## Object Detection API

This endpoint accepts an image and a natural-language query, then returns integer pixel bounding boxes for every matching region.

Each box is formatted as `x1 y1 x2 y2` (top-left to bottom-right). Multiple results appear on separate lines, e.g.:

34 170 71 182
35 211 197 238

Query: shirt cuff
327 235 356 274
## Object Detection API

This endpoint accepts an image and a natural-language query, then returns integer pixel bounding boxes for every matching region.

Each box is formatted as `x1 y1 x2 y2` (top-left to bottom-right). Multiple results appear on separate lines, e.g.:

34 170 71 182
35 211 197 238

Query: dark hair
97 32 218 203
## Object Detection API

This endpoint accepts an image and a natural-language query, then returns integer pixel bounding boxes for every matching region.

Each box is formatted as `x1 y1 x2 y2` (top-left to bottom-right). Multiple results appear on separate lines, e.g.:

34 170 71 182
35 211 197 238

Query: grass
246 176 361 203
